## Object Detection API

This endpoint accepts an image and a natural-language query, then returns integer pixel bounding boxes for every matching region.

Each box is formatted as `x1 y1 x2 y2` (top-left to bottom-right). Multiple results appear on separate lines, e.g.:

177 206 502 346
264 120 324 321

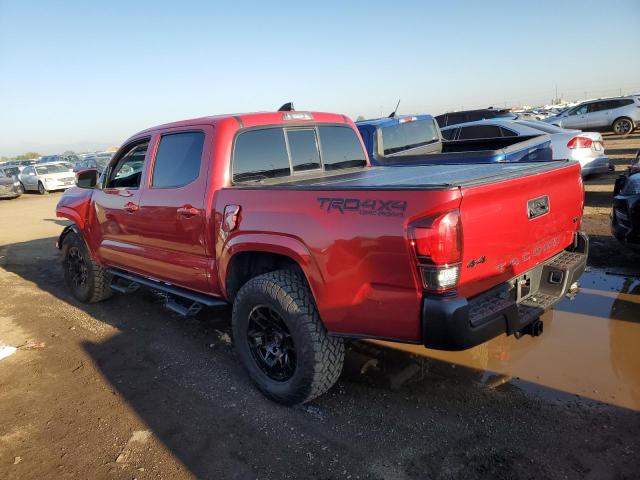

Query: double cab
56 109 587 404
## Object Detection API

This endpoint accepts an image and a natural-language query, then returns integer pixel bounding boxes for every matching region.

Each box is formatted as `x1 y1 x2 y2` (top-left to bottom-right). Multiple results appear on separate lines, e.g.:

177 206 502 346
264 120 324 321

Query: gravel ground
0 134 639 479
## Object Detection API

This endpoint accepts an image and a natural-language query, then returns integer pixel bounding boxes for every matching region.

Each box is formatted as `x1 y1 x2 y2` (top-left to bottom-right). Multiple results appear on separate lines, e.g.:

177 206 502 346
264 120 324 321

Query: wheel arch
612 116 635 129
220 234 325 305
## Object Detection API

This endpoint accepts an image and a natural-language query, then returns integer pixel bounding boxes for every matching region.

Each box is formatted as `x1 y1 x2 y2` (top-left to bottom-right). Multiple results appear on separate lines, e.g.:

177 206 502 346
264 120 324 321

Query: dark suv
435 108 515 128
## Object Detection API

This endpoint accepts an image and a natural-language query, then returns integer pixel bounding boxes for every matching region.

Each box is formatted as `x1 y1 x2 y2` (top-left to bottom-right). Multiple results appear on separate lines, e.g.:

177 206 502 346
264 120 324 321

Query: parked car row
0 161 76 199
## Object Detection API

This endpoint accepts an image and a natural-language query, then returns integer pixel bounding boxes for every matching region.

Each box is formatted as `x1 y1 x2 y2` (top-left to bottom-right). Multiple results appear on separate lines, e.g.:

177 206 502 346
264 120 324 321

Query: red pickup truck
56 109 588 404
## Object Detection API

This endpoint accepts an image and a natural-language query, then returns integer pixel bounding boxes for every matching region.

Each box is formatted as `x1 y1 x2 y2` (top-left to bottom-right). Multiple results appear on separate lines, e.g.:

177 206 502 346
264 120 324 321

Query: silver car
18 162 76 194
440 119 612 177
543 96 640 135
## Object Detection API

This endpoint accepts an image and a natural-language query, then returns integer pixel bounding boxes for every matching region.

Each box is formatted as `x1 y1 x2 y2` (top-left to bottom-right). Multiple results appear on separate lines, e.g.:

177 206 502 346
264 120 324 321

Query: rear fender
219 233 325 303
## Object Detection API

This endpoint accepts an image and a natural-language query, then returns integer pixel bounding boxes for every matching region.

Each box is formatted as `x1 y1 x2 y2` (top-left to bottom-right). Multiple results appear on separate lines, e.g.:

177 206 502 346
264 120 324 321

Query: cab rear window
381 120 439 155
232 125 366 183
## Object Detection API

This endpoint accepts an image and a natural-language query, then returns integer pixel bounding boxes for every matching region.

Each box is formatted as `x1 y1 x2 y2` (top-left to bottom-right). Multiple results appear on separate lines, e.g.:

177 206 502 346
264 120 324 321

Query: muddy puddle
363 269 640 411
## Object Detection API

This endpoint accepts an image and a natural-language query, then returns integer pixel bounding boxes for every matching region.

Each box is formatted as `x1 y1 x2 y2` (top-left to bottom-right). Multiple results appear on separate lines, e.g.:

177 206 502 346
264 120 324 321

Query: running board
106 268 227 314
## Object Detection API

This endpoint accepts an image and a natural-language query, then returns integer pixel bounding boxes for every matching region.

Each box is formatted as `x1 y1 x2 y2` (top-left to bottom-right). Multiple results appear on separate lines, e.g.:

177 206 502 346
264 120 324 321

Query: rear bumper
421 232 588 350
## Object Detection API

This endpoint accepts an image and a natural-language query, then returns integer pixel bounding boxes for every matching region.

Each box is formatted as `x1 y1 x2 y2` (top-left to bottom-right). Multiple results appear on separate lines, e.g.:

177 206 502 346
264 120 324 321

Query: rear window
233 129 290 183
232 125 366 183
516 120 565 134
381 120 440 155
286 129 321 172
152 132 204 188
318 126 367 170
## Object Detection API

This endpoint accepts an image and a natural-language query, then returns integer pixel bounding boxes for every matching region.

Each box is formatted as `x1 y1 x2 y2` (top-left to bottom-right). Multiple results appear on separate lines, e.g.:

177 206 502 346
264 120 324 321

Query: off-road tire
37 181 48 195
232 269 344 405
61 231 113 303
612 117 634 136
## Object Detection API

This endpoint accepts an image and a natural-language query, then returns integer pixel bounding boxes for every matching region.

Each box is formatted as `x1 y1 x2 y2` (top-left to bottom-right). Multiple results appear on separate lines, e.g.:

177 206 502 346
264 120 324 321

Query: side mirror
76 169 99 189
613 175 626 196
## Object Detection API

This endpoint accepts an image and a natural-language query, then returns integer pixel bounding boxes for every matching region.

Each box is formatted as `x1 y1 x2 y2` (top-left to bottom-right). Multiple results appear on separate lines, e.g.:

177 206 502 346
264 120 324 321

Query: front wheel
17 182 25 194
61 231 113 303
232 270 344 405
37 181 48 195
612 118 634 136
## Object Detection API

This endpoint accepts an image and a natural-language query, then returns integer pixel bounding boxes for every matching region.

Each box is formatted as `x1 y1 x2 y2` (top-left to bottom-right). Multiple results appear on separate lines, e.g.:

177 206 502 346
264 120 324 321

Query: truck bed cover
231 161 575 190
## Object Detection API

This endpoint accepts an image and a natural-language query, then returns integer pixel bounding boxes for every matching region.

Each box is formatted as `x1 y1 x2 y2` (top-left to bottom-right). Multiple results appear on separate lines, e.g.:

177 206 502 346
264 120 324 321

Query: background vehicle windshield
381 120 439 155
36 164 69 175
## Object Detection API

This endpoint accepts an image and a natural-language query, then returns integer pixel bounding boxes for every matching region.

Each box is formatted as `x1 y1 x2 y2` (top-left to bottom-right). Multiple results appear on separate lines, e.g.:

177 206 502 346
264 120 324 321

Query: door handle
177 205 199 217
124 202 139 213
119 189 134 197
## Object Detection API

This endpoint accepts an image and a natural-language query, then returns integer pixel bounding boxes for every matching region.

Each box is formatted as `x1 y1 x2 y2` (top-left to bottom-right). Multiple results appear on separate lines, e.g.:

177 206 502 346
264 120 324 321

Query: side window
23 166 34 175
106 141 149 189
499 127 518 137
286 129 321 172
318 126 367 170
233 128 290 182
441 128 457 140
435 114 446 127
152 132 204 188
572 104 589 115
458 125 503 140
619 99 634 107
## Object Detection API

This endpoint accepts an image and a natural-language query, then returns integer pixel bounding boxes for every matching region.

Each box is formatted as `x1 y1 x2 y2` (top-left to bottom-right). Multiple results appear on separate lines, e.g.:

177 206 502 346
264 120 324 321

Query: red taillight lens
567 136 593 149
410 210 462 265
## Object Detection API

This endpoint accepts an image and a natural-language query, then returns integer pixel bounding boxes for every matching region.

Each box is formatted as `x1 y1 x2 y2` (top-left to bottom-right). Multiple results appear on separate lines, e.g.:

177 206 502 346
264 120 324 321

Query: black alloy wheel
247 305 297 381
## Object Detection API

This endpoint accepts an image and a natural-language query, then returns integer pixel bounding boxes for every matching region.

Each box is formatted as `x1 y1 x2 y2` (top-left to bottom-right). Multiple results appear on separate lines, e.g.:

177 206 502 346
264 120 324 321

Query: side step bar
107 268 227 316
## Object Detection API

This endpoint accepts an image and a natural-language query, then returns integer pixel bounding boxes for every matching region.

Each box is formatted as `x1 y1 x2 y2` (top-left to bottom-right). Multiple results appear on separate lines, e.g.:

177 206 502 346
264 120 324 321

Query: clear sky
1 0 639 156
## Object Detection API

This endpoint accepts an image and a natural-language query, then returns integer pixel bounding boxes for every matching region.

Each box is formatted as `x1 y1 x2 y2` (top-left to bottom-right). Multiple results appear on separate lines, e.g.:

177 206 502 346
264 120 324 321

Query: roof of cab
355 114 435 129
132 111 351 138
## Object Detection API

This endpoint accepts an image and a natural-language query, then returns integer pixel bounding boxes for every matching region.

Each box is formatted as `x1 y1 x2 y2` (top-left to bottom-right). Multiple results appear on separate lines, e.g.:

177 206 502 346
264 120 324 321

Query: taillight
567 136 593 149
409 209 462 292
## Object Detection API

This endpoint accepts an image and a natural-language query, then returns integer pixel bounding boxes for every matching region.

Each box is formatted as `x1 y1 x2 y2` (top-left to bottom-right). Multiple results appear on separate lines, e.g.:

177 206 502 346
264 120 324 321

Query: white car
440 119 612 177
18 162 76 194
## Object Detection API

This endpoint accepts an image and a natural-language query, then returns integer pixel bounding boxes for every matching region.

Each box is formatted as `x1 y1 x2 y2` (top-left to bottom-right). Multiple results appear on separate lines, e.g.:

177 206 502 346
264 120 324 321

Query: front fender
218 233 325 303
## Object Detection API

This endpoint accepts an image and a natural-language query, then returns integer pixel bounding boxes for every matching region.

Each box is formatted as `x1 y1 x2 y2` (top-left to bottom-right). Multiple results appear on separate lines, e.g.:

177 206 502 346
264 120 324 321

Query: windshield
36 164 70 175
381 119 440 155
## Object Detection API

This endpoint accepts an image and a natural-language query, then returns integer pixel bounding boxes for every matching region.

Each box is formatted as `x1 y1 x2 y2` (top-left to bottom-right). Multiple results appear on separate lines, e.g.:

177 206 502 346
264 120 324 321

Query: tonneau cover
232 161 575 190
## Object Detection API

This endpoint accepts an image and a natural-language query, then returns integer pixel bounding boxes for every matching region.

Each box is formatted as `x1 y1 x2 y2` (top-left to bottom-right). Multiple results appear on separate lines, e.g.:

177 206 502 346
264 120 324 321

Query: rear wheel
61 232 113 303
612 117 634 136
232 270 344 405
37 181 48 195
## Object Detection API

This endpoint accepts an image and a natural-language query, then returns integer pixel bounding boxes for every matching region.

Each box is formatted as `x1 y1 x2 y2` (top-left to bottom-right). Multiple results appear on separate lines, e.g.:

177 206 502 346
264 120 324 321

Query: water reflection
370 270 640 411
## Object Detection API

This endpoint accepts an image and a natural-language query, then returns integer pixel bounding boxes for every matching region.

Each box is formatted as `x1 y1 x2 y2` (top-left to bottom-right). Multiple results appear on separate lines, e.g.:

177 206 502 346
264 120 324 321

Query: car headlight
621 175 640 195
13 181 20 186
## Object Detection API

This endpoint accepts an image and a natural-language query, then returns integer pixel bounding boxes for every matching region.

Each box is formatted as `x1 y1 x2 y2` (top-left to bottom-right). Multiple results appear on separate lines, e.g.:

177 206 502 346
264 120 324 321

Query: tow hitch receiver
515 319 544 339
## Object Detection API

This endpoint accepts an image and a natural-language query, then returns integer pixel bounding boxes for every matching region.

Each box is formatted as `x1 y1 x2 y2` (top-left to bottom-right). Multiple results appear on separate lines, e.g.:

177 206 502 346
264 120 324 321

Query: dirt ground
1 135 639 479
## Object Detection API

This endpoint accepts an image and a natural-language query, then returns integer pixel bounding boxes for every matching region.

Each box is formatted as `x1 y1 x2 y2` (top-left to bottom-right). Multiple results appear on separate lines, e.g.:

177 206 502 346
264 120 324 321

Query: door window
570 104 589 116
106 141 149 189
441 128 457 140
152 132 205 188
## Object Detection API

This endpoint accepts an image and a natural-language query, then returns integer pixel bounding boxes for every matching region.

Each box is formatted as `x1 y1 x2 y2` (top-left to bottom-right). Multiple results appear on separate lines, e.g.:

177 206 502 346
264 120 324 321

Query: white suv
544 96 640 135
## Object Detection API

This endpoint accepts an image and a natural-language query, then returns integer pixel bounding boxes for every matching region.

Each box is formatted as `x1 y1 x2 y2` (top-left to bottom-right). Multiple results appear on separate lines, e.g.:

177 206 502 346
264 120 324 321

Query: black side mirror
613 175 626 196
76 169 99 189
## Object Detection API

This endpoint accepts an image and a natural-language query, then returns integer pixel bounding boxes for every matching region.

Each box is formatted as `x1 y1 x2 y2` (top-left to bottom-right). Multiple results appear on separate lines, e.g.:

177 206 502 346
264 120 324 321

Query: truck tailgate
457 162 583 298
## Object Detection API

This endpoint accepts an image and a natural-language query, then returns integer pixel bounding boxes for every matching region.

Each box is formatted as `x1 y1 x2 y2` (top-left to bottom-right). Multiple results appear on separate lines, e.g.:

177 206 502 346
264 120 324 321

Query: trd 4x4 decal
317 197 407 217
